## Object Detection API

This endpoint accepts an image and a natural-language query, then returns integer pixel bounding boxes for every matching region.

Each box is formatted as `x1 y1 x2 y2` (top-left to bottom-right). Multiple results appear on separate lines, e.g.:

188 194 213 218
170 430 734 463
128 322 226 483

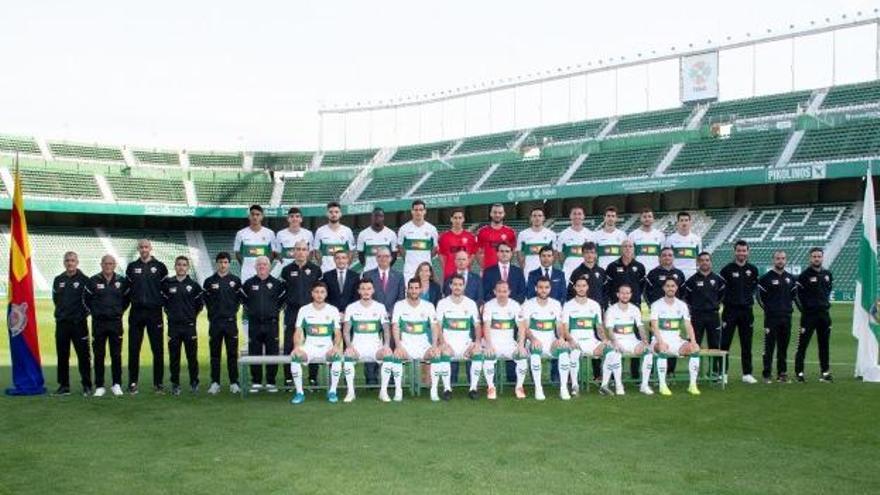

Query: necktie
544 268 549 278
501 264 508 282
380 271 387 291
339 271 345 292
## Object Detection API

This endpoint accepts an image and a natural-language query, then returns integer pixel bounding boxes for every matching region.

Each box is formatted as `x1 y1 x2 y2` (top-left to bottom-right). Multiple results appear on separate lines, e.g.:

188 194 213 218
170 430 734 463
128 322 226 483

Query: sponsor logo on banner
767 164 826 183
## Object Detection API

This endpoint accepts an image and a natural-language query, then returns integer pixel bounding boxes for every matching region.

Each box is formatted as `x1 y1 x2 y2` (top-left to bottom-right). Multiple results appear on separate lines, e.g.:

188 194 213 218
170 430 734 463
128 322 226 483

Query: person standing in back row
794 248 834 383
397 199 439 281
476 203 517 272
665 211 701 279
235 204 277 341
203 252 242 395
719 240 760 384
125 239 168 395
594 206 627 270
628 207 666 274
758 250 796 384
52 251 92 396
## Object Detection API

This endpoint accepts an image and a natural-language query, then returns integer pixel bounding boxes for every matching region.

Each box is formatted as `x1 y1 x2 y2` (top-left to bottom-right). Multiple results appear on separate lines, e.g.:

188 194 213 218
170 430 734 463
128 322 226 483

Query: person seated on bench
481 279 527 400
604 284 653 396
650 278 701 396
341 278 393 403
519 276 567 401
290 281 342 405
561 275 610 396
434 274 482 402
391 278 441 402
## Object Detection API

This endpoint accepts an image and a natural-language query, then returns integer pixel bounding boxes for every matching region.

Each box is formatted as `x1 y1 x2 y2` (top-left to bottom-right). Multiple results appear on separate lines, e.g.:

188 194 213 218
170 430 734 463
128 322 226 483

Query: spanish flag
6 159 45 395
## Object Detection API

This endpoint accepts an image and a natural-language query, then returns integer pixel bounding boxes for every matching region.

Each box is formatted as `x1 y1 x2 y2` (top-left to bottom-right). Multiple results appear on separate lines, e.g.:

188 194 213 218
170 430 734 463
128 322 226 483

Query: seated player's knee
394 347 409 360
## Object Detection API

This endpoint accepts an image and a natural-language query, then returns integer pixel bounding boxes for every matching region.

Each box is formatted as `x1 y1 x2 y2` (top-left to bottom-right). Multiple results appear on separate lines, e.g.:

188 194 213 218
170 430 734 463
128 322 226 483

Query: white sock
689 355 700 386
329 359 342 393
392 361 404 394
657 356 668 387
557 351 571 393
514 358 528 388
469 356 484 391
440 361 452 391
290 361 303 394
569 349 581 389
430 360 441 394
530 353 543 393
380 359 393 395
605 351 622 388
641 353 653 388
483 359 496 388
343 360 355 394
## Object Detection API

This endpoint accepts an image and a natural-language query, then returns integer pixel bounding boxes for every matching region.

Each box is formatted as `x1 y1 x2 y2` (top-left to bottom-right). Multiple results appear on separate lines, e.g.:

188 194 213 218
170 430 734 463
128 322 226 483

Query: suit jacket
361 268 406 314
482 264 526 304
322 268 359 313
421 281 443 306
443 271 483 305
526 266 567 303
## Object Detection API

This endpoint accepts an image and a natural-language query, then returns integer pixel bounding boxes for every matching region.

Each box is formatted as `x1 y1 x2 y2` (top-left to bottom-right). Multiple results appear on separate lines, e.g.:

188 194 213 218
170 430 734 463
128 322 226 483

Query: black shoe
190 382 199 394
763 375 773 384
53 386 71 396
441 390 452 401
153 384 165 395
171 385 182 396
777 373 789 383
598 386 613 396
468 389 478 400
819 373 834 383
308 379 318 387
82 386 93 397
128 383 139 395
796 373 806 383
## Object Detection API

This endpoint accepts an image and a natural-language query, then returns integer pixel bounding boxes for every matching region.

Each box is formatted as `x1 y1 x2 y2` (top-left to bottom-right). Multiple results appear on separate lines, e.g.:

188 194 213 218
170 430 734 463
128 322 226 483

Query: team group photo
2 1 879 494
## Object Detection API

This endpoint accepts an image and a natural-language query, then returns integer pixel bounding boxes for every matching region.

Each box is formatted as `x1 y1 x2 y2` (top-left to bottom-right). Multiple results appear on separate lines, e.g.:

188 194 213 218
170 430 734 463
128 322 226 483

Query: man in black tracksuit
52 251 92 396
567 242 608 381
279 241 322 386
161 256 205 395
682 252 726 375
605 240 646 379
239 256 287 392
719 240 760 384
125 239 168 394
84 255 130 396
757 250 796 383
203 252 242 394
794 247 834 382
644 247 686 375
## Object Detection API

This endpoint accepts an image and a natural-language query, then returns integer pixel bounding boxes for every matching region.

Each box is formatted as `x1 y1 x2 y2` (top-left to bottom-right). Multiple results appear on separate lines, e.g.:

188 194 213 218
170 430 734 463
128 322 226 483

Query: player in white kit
234 205 277 339
397 200 439 281
519 277 567 400
555 205 593 281
665 211 702 279
434 274 482 402
561 275 609 396
650 278 702 396
341 278 393 402
628 207 666 273
289 281 343 405
392 278 441 401
517 206 557 276
313 201 355 273
355 207 398 272
481 279 527 399
274 207 314 273
604 284 654 395
594 206 628 270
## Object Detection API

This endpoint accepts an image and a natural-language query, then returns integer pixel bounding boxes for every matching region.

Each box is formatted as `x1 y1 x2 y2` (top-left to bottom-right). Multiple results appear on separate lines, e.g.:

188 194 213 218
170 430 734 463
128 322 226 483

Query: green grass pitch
1 301 878 494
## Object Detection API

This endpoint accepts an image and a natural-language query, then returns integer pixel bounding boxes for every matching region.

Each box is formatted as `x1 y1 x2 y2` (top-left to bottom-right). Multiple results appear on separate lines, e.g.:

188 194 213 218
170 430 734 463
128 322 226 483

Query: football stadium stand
0 134 41 155
820 79 880 109
411 163 493 196
390 141 455 162
479 157 574 190
132 149 180 166
252 151 313 171
49 142 124 162
702 90 812 122
666 130 790 173
568 143 669 182
790 120 880 163
321 149 377 168
187 151 243 168
610 107 693 135
454 130 520 155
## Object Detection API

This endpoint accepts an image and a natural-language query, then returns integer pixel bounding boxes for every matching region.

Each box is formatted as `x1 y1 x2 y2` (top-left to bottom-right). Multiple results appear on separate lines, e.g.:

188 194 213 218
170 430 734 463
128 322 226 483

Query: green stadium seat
359 172 423 201
188 152 243 168
194 176 274 205
0 134 41 155
568 144 668 183
321 149 377 168
792 121 880 163
454 131 519 155
703 90 811 122
479 157 574 191
253 152 313 171
390 141 455 162
48 142 124 162
523 118 606 146
611 107 692 135
20 168 102 200
821 80 880 109
105 175 186 203
133 149 180 166
667 131 789 173
412 164 492 196
202 231 241 276
281 176 349 204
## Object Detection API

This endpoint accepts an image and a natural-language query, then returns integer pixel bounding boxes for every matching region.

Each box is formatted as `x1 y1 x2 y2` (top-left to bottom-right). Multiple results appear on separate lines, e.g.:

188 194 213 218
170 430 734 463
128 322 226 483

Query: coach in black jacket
84 255 130 396
203 252 242 393
567 242 608 309
125 239 168 394
757 251 796 383
793 247 834 382
161 256 204 394
719 240 760 383
279 241 322 385
52 252 92 396
239 256 287 392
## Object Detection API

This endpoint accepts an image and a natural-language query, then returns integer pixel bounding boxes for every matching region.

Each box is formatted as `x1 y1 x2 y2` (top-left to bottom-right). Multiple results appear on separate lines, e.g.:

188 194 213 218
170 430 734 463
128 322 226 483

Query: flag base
855 366 880 382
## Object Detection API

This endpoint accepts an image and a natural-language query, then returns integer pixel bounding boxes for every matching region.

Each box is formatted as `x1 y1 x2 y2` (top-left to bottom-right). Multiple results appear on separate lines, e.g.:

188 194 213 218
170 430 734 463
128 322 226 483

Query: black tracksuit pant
56 319 92 389
249 320 280 385
93 319 123 387
209 319 239 385
794 310 832 376
693 310 722 373
128 307 164 387
763 313 792 378
169 324 199 387
721 305 755 376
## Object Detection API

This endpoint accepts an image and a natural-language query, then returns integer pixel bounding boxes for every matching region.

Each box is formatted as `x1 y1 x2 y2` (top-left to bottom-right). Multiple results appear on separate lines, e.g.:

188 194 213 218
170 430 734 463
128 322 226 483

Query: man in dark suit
526 245 567 303
322 250 359 312
443 251 482 304
359 247 404 385
482 243 526 303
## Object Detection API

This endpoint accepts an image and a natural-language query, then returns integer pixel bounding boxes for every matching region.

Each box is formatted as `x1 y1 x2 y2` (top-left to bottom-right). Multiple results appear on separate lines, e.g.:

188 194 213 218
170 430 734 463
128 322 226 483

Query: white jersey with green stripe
628 227 665 273
517 227 557 275
604 302 643 339
664 231 702 279
562 298 603 341
593 227 627 270
274 227 314 270
314 224 355 273
435 295 479 334
234 226 276 281
343 299 388 341
295 303 341 343
482 298 521 340
356 226 398 272
555 226 593 281
397 220 439 281
649 297 691 339
392 299 437 340
519 297 563 336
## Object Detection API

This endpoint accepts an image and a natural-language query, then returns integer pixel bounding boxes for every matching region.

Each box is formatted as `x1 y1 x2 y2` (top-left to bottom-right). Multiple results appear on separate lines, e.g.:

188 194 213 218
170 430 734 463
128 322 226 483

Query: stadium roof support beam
405 171 432 198
35 137 53 161
270 179 285 207
183 180 197 206
472 163 500 192
596 119 618 139
185 230 212 284
652 144 682 177
556 154 588 186
806 88 830 114
773 130 804 168
94 174 116 203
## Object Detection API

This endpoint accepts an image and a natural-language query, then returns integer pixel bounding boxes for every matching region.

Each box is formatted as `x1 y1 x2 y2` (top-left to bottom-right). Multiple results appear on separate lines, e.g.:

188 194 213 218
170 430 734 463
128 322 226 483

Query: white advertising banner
680 51 719 102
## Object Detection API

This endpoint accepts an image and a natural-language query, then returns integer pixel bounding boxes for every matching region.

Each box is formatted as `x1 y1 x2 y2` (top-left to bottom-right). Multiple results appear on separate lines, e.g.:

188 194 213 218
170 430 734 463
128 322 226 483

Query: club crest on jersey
267 282 273 289
745 270 752 276
73 282 80 288
824 275 830 282
150 266 157 273
230 281 236 287
115 281 121 288
186 285 193 292
8 303 28 337
501 234 507 241
305 269 311 275
710 279 716 286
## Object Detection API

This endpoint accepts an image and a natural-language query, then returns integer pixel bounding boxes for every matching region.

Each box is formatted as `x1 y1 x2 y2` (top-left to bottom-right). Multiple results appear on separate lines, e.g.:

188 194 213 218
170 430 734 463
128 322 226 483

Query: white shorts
400 333 432 360
571 330 602 355
529 330 556 358
302 338 334 363
614 334 643 355
490 329 518 359
351 335 382 363
444 330 473 359
653 331 687 356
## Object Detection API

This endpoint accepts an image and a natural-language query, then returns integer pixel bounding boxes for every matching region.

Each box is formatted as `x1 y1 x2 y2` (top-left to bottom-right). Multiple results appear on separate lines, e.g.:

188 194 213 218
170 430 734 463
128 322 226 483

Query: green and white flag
852 168 880 382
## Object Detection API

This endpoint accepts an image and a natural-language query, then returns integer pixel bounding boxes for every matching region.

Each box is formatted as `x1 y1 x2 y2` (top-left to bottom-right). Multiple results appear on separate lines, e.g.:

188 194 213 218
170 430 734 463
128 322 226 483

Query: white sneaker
722 374 729 385
559 387 571 401
208 382 221 395
393 388 403 402
640 385 654 395
230 383 241 394
111 384 123 396
94 387 106 397
571 384 580 396
250 383 263 393
345 390 357 403
265 384 278 393
430 388 440 402
534 388 546 401
378 390 390 403
615 384 625 396
742 374 758 384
